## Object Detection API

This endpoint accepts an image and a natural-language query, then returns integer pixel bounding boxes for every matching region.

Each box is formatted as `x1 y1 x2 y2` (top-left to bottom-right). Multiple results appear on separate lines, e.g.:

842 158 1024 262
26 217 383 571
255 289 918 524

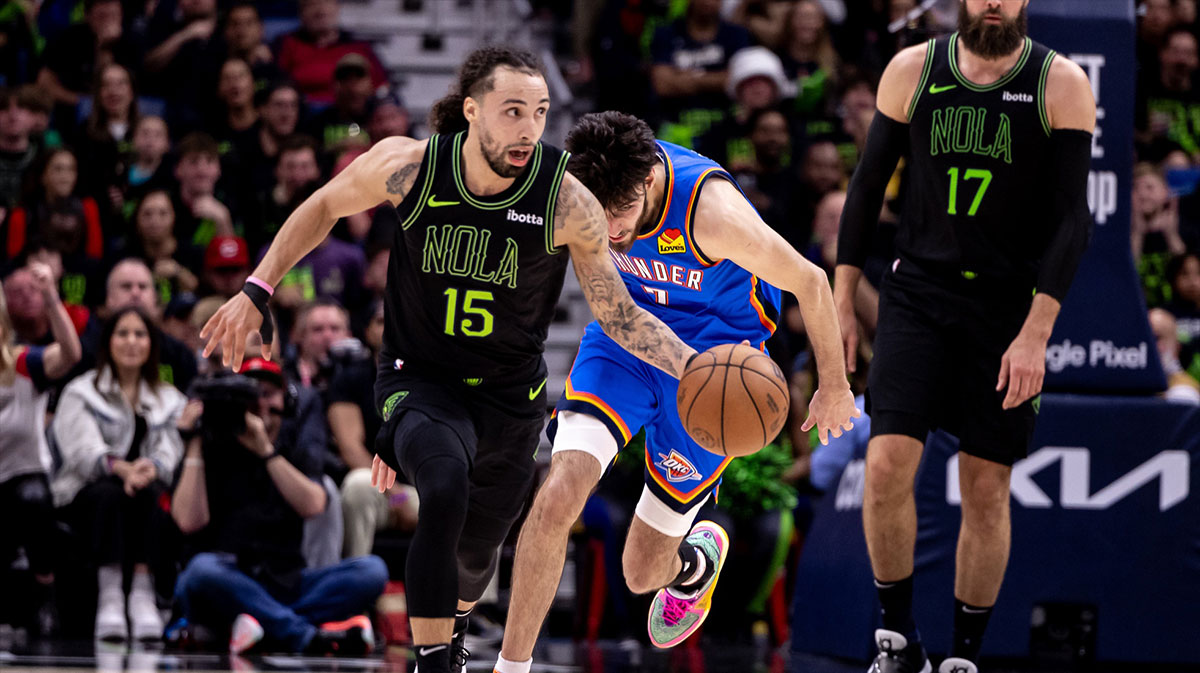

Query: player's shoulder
371 136 429 164
1044 54 1096 132
878 41 933 121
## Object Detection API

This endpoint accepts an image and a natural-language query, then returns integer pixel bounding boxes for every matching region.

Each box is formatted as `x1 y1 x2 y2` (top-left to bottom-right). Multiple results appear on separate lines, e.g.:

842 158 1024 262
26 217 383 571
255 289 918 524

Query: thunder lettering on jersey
598 141 781 349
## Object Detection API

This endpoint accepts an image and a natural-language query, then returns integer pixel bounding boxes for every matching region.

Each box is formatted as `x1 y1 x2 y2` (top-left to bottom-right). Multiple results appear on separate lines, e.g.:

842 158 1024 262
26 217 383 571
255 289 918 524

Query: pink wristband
246 276 274 296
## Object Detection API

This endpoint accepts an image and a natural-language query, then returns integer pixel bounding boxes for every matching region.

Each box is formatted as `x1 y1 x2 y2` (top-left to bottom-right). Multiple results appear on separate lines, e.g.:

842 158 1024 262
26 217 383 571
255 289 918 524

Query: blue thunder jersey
554 142 782 512
600 140 782 350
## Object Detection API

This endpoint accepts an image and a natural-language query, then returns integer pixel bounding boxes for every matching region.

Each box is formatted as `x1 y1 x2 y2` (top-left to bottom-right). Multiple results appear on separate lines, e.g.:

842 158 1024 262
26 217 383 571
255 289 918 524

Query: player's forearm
250 194 338 287
597 299 697 379
794 266 850 388
1019 293 1061 343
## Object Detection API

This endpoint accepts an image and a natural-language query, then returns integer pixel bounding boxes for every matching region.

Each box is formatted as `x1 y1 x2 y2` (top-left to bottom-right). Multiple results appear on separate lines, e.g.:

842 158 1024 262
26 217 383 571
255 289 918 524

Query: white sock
494 655 533 673
682 550 707 586
130 571 154 600
98 564 123 599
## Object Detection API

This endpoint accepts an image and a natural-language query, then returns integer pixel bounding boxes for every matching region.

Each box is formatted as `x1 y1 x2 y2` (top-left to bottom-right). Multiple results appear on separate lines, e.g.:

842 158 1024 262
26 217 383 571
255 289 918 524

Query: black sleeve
1036 129 1094 302
836 112 910 269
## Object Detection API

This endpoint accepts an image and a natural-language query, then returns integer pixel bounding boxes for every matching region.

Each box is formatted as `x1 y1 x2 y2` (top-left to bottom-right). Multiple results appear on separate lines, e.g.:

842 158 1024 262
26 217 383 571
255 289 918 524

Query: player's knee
959 460 1011 523
412 455 470 528
864 446 917 504
532 463 595 530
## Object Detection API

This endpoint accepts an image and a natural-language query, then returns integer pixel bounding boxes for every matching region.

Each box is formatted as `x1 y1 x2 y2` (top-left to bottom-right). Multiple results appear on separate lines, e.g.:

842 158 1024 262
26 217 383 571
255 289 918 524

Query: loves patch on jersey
657 449 704 482
658 228 686 254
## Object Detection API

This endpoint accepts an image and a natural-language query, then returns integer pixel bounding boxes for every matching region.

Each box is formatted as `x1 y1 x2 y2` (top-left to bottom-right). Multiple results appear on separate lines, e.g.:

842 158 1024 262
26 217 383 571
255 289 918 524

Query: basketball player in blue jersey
491 111 860 673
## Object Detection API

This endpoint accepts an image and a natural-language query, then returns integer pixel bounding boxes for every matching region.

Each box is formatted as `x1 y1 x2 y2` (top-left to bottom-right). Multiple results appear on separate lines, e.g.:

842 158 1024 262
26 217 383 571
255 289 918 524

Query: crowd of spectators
1 0 1199 654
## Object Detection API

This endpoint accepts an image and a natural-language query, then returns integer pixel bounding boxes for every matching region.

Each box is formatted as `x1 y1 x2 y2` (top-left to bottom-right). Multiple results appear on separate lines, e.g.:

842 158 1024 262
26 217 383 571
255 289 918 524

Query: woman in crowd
110 190 201 308
51 305 186 642
0 262 81 636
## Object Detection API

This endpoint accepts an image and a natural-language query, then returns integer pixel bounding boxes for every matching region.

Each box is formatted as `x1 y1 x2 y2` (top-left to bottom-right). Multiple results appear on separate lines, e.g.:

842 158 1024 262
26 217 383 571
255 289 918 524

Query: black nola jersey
382 132 572 385
903 33 1061 288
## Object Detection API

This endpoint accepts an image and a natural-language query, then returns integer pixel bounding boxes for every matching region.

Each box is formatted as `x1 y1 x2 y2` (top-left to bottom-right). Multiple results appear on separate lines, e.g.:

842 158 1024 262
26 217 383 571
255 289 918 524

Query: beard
958 4 1027 59
478 124 528 179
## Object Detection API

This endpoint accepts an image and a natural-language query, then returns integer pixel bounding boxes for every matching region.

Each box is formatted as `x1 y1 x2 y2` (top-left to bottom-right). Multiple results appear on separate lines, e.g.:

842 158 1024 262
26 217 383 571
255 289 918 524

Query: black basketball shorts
866 259 1039 466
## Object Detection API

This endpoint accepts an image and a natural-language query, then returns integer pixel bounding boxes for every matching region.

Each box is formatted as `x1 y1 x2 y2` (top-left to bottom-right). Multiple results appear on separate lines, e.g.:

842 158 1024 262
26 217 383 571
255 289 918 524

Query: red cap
205 236 250 270
239 357 284 386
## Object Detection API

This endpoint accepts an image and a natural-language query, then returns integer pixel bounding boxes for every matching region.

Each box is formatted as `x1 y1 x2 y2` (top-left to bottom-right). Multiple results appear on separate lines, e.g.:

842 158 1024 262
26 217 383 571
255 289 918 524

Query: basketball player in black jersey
201 47 707 673
836 2 1095 672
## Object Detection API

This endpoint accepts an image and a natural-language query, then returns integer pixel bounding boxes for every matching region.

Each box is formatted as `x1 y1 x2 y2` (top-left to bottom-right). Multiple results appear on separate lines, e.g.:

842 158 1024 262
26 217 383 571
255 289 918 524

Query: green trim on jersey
451 132 543 209
543 151 571 255
401 136 440 230
907 39 937 122
1037 50 1058 137
948 33 1032 92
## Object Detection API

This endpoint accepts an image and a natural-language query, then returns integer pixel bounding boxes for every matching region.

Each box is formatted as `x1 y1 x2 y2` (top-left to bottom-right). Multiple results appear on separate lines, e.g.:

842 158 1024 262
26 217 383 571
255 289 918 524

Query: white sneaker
128 589 164 641
94 592 127 642
938 657 978 673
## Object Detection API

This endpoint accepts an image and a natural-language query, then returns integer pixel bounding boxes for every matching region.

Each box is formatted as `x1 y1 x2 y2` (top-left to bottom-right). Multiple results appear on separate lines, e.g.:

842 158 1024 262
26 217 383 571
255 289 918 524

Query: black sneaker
869 629 931 673
449 629 470 673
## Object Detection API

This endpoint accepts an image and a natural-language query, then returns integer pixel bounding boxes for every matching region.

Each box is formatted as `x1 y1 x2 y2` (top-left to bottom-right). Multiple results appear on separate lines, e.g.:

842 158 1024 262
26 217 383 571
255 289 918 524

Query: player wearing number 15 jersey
200 47 704 673
834 2 1096 672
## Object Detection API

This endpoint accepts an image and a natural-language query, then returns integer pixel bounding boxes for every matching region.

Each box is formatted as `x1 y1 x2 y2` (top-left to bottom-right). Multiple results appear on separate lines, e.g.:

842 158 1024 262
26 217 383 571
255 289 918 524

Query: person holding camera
50 305 186 642
170 357 387 655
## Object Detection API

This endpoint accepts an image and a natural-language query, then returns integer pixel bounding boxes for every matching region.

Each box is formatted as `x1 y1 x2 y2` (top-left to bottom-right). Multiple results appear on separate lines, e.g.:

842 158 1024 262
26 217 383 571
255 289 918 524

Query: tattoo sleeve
557 178 697 379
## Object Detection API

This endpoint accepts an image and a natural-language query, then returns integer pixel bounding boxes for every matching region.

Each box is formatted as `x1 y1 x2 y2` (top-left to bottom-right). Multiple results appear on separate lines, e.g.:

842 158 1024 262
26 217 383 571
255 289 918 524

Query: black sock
670 541 714 593
414 643 452 673
453 608 472 638
951 598 992 661
875 575 919 643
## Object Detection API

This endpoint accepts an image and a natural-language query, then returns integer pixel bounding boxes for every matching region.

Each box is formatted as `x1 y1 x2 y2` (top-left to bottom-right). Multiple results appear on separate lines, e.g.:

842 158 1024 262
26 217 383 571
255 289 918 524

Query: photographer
171 358 387 655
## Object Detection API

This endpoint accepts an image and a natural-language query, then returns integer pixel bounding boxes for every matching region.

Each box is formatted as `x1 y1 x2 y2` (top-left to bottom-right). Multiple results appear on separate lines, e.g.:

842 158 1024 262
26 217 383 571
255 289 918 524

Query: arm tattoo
385 162 421 201
562 180 695 378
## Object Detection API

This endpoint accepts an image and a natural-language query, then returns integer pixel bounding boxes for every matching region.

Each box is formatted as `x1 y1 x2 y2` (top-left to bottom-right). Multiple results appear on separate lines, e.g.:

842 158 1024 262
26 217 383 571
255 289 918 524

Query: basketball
676 343 790 457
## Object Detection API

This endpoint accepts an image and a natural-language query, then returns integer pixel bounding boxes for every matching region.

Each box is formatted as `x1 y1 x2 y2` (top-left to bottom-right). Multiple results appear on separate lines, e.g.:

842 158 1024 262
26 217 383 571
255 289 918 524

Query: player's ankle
494 654 533 673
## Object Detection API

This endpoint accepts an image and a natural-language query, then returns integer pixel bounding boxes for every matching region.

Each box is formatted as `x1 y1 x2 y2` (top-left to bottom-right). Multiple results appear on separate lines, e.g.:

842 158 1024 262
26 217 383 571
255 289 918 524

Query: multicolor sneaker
229 614 264 654
647 520 729 648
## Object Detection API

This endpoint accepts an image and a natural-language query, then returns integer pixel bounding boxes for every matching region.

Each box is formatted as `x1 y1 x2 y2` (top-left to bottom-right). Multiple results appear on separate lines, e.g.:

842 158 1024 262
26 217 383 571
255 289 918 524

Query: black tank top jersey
902 33 1060 289
382 132 571 385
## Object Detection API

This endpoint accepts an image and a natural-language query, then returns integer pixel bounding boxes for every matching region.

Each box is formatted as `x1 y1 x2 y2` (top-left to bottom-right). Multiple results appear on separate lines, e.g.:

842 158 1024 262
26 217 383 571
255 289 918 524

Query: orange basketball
676 343 790 457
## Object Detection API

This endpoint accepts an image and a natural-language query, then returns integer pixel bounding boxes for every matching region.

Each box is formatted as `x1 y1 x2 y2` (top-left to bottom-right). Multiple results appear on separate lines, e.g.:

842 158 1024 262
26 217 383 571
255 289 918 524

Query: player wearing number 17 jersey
834 2 1096 672
492 112 858 673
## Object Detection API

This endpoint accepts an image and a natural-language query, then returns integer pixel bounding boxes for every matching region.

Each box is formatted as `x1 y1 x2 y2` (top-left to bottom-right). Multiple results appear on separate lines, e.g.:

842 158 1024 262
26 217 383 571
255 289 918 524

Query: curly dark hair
428 46 544 135
565 111 659 210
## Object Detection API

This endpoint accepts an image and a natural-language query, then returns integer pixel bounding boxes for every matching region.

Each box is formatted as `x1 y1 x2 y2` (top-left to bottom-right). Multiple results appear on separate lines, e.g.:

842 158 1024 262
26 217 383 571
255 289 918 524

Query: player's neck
955 37 1027 86
642 161 668 231
460 133 515 197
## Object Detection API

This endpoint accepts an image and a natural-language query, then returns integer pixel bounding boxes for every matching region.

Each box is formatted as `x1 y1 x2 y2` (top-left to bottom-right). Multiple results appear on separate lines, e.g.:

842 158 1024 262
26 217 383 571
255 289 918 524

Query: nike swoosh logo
929 83 957 94
427 196 460 208
417 645 447 656
529 378 547 400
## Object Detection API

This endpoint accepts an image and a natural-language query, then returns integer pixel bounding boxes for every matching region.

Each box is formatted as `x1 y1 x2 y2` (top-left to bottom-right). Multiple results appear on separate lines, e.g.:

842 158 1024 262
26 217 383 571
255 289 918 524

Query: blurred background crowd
0 0 1198 656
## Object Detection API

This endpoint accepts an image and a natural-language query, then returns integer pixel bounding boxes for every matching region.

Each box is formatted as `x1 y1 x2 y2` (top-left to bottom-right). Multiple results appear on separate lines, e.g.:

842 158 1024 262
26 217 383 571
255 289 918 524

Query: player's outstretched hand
371 455 396 494
801 386 861 446
200 292 268 371
997 331 1046 410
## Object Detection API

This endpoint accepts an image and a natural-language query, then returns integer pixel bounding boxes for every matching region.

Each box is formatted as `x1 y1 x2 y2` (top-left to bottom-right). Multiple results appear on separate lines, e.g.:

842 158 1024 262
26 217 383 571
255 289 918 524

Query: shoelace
660 593 692 627
452 642 470 668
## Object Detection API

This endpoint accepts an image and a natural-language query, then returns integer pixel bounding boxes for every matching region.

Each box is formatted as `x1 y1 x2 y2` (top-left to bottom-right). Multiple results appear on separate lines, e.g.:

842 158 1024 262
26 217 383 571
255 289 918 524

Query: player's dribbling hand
801 386 861 446
371 455 396 493
997 330 1046 410
200 293 268 371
